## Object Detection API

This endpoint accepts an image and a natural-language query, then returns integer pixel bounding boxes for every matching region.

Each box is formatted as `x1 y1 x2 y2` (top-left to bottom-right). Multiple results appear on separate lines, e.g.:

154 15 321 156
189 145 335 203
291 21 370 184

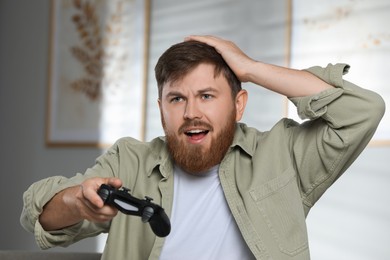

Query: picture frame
46 0 150 147
286 0 390 146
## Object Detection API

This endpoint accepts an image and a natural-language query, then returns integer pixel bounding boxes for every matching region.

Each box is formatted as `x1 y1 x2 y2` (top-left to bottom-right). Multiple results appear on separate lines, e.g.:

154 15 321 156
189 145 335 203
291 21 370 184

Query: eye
202 94 213 100
170 96 184 103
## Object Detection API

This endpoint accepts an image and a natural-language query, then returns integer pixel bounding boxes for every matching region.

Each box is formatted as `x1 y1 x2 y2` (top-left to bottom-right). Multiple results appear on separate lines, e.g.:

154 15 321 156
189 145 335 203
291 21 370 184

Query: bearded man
21 35 385 260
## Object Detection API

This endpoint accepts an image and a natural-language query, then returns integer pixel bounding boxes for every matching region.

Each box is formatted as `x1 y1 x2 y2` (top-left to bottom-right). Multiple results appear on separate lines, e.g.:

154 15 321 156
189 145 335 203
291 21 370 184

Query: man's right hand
39 177 122 231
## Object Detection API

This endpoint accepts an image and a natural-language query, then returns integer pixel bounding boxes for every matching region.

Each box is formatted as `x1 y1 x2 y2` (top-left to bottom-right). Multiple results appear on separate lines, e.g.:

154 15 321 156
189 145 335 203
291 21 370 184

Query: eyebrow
164 91 183 100
165 87 219 99
198 87 218 95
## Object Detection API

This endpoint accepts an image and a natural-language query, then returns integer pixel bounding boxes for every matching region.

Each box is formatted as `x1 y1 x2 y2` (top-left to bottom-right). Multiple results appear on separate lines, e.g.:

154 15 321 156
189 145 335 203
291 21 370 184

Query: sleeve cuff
289 63 348 120
34 220 84 249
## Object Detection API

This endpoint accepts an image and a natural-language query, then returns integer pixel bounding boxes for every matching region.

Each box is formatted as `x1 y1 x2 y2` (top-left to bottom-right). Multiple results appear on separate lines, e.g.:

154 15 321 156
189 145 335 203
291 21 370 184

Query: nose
184 99 202 120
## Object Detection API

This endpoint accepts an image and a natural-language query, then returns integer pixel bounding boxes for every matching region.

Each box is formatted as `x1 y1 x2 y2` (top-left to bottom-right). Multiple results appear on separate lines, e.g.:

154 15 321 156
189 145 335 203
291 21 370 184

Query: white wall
0 0 389 258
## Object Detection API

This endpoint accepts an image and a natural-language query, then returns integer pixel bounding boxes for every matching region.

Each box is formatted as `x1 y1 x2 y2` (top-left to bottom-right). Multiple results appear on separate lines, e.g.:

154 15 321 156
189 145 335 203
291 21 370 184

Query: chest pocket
250 168 308 256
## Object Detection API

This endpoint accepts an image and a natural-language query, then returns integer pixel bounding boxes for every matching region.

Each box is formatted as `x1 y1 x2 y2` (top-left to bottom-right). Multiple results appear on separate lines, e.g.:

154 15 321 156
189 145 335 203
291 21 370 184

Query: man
21 35 385 259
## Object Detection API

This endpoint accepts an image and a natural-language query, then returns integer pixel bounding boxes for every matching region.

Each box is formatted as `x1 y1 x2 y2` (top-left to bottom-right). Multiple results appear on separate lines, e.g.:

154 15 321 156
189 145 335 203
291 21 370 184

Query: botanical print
47 0 148 146
70 0 129 101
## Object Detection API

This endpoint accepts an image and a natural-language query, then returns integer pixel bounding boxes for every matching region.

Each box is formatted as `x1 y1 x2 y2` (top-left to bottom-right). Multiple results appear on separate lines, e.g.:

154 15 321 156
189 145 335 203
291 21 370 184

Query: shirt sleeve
288 63 385 213
20 146 121 249
20 175 109 249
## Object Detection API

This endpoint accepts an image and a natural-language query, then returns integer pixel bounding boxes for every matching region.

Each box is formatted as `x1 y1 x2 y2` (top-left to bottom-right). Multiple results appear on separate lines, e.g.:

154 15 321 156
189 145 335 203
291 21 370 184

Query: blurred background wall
0 0 389 259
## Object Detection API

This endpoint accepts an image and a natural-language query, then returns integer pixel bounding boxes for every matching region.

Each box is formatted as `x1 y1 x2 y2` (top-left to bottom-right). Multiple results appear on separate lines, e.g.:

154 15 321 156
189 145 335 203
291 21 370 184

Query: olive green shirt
21 64 385 259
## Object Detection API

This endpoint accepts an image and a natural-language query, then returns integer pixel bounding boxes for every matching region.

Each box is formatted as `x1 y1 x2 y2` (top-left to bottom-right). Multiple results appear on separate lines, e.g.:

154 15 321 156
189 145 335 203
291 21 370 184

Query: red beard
162 110 236 174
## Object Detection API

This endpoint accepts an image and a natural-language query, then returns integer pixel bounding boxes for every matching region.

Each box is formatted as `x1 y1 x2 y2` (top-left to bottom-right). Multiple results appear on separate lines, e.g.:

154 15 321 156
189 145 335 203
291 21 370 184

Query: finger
184 34 205 41
80 197 119 223
185 34 220 41
184 35 235 56
81 177 122 208
184 35 220 46
81 183 106 208
106 177 122 189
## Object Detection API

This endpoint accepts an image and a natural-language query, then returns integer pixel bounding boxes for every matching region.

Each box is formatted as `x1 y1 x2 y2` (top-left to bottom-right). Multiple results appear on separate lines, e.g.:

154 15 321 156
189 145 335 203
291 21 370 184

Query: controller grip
149 208 171 237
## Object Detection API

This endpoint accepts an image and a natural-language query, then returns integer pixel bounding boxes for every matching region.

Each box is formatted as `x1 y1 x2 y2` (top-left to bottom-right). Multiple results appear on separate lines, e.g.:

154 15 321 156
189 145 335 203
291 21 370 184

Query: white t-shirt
159 165 255 260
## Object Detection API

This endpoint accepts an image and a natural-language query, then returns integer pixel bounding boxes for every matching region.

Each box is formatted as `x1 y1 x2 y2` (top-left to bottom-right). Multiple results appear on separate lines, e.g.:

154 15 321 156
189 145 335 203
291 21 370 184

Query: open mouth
185 129 209 141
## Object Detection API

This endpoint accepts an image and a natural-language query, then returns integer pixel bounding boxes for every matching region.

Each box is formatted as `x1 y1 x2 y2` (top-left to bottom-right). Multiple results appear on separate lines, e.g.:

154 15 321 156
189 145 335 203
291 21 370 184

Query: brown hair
154 40 241 99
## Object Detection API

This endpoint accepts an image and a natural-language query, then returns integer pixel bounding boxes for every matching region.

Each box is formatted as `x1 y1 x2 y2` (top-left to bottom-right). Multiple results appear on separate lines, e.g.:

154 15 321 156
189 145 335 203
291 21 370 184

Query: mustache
178 119 214 134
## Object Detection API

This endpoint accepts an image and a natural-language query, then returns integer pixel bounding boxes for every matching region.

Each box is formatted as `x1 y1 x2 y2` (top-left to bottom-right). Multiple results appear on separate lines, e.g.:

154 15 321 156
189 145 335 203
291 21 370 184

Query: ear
157 98 162 112
235 89 248 121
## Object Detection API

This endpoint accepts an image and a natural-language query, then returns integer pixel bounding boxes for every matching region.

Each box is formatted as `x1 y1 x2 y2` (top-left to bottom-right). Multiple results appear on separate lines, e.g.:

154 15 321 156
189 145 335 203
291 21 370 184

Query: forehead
162 63 229 94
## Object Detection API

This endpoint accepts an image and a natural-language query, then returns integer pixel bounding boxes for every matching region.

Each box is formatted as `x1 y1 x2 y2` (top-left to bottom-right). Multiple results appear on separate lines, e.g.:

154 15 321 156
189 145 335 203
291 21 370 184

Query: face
158 63 247 174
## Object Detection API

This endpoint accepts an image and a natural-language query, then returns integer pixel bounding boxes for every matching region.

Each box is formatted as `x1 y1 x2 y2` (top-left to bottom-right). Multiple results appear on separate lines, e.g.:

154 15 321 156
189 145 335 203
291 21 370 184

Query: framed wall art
46 0 150 147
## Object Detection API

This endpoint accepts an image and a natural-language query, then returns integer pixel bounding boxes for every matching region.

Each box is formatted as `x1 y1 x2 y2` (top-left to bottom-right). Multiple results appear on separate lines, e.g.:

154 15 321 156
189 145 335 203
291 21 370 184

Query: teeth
187 129 205 134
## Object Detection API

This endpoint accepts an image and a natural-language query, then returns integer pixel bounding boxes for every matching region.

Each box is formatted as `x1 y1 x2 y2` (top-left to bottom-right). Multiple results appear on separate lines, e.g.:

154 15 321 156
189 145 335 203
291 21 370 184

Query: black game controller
97 184 171 237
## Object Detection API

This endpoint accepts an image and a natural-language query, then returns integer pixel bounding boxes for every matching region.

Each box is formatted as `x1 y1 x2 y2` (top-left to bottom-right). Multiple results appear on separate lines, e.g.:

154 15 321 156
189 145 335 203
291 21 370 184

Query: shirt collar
147 136 173 178
230 123 256 157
